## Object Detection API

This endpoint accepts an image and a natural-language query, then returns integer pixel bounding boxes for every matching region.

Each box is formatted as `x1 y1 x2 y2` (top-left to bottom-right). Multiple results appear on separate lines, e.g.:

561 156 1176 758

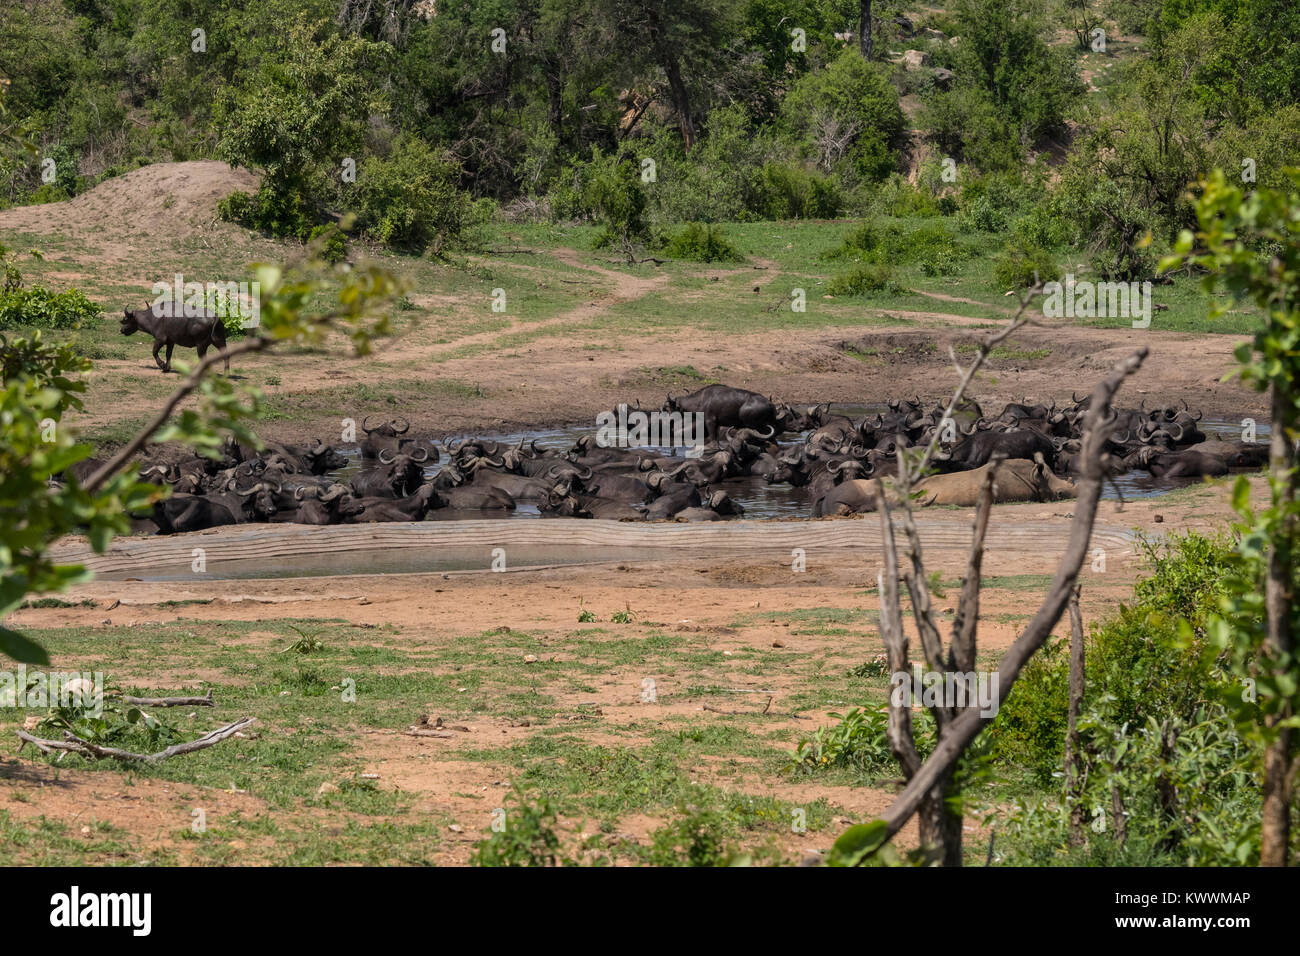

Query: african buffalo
121 304 229 373
664 385 778 440
347 483 445 522
292 484 365 524
941 428 1057 471
814 478 887 517
351 447 429 497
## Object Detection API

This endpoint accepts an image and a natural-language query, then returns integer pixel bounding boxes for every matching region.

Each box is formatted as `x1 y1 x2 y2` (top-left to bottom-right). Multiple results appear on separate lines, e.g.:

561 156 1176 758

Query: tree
827 287 1149 865
598 0 737 152
782 50 904 182
214 15 387 236
858 0 873 60
1163 167 1300 866
947 0 1082 145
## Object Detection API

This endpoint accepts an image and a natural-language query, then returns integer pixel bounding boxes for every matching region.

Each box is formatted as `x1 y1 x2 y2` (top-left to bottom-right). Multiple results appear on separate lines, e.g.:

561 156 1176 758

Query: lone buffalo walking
121 304 230 373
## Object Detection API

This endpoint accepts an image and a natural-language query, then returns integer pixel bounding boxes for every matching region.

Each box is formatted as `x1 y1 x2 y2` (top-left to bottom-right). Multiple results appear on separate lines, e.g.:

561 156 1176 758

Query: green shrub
216 187 314 240
662 223 743 263
782 51 905 182
757 162 842 219
828 220 965 271
308 224 347 265
919 87 1022 172
470 786 564 867
579 149 653 250
989 532 1236 786
792 707 934 776
870 175 945 217
827 221 888 261
828 264 904 297
645 807 743 866
1009 205 1071 248
992 241 1059 289
28 184 70 205
0 287 98 330
959 195 1008 233
353 138 469 256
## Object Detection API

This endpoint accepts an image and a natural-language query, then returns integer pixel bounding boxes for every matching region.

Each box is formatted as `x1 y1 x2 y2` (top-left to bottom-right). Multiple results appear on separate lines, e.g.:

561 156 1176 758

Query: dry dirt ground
0 163 1264 865
3 482 1250 865
0 161 1265 442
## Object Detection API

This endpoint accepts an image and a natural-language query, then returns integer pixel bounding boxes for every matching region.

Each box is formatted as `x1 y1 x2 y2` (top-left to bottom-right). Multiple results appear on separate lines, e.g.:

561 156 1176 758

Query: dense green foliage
4 0 1298 274
662 222 744 263
989 532 1282 865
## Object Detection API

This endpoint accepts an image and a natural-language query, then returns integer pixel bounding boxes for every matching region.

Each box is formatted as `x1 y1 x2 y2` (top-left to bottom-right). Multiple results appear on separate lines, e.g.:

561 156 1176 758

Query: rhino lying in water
913 454 1076 507
814 455 1076 516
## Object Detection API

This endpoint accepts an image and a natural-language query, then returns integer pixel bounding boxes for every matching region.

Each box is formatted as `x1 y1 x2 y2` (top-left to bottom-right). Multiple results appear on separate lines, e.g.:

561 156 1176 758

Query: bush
0 287 99 330
827 264 904 297
353 138 469 256
470 786 564 867
989 533 1235 786
662 223 743 263
828 220 966 270
640 105 776 223
645 807 743 867
793 707 936 777
579 149 653 251
308 224 347 265
756 162 842 220
992 241 1059 290
782 51 905 182
870 175 944 217
1009 204 1071 249
958 195 1008 233
217 187 314 240
919 87 1020 172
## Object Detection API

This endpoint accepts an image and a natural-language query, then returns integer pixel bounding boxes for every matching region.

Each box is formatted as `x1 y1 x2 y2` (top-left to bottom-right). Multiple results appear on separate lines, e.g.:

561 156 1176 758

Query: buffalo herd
64 384 1267 534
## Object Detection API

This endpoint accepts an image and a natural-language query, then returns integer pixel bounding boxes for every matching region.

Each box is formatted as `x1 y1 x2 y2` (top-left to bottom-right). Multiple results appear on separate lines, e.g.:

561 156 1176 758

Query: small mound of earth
0 160 260 243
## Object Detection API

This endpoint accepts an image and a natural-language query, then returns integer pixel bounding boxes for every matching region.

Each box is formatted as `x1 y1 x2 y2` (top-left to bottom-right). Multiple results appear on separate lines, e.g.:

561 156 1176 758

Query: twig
949 467 997 674
703 698 808 719
118 689 214 708
875 347 1147 845
15 717 254 763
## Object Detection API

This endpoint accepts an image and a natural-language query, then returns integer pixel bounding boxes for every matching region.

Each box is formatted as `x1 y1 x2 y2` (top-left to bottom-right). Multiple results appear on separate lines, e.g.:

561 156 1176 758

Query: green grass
6 211 1264 447
0 615 872 863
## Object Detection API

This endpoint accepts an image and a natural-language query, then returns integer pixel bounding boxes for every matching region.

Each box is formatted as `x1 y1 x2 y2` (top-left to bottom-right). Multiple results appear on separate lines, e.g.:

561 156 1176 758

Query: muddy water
112 409 1260 581
366 408 1266 518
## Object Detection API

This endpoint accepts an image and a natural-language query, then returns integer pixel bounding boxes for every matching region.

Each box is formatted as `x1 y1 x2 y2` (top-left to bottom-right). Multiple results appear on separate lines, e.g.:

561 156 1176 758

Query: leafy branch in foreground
1160 166 1300 867
0 238 408 664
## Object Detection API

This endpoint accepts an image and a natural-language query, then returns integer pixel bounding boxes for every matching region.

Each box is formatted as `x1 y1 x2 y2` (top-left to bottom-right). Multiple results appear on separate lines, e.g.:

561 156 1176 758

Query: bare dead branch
1066 585 1086 846
119 690 214 708
876 498 922 778
950 466 997 673
874 346 1148 845
16 717 254 763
